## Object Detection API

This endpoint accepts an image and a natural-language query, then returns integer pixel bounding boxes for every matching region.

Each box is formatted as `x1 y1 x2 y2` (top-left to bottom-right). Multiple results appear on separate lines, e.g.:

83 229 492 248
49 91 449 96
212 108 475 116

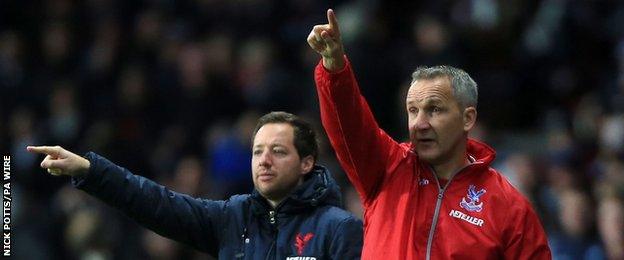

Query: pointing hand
26 145 90 177
307 9 345 71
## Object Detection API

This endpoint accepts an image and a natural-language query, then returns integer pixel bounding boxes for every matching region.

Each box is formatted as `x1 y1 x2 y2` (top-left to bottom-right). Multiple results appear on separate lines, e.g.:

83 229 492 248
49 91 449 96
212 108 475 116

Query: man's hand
26 146 90 177
307 9 345 72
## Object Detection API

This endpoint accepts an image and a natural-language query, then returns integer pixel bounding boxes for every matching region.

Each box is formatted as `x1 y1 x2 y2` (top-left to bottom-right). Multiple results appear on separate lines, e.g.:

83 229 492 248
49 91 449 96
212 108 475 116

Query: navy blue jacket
73 152 363 259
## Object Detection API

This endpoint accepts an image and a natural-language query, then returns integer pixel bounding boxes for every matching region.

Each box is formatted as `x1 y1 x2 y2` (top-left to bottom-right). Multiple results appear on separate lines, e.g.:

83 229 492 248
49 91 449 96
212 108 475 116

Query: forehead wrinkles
406 80 453 104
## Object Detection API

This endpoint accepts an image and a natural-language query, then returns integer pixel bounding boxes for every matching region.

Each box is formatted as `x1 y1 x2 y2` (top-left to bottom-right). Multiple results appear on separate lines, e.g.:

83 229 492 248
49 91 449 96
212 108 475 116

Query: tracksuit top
73 153 363 259
314 57 552 259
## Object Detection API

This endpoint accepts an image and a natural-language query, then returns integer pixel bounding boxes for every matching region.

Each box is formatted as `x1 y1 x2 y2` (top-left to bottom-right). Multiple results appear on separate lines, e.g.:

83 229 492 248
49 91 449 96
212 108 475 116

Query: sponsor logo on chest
460 185 486 212
449 209 485 227
449 184 487 227
287 232 317 260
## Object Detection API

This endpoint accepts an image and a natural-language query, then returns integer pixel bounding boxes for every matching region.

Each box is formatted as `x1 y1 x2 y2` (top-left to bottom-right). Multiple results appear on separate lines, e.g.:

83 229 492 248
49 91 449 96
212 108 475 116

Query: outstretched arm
27 146 223 255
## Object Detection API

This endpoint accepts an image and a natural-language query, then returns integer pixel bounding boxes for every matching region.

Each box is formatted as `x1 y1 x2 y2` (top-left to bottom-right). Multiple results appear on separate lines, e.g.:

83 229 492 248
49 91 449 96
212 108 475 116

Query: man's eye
253 150 262 156
432 106 441 113
408 107 418 113
273 150 286 154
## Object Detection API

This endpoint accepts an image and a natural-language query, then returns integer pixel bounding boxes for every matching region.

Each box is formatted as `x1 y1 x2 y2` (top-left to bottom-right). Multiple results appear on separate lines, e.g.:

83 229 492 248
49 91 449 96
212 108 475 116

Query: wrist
322 55 345 72
73 157 91 177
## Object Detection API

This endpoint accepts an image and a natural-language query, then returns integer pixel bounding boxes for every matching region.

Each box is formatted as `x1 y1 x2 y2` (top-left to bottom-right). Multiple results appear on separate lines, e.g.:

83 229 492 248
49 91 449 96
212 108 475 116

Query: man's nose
258 150 272 167
412 111 431 131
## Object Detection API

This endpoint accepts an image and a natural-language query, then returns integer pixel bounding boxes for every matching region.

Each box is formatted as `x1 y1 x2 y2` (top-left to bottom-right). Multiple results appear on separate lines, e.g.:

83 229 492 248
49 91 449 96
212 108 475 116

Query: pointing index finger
327 9 340 36
27 146 62 157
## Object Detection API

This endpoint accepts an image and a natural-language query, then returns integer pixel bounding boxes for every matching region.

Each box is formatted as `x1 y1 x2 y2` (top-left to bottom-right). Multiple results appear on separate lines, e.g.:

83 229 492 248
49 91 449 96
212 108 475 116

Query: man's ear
463 107 477 132
300 155 315 175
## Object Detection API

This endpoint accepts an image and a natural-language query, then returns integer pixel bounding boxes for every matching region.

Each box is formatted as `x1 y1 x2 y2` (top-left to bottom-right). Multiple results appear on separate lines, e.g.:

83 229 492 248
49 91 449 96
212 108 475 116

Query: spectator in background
206 111 257 197
548 189 606 259
596 188 624 260
27 111 363 259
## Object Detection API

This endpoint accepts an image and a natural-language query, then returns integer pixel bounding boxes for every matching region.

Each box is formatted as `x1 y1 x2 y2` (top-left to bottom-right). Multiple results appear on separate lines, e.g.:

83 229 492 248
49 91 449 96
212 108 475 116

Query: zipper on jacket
424 161 475 260
268 210 276 225
235 227 249 258
425 189 445 260
265 238 276 260
265 210 277 260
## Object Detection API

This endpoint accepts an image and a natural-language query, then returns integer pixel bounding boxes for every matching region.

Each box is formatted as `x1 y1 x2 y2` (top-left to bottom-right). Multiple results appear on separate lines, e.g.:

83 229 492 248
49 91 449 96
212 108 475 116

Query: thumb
41 157 67 170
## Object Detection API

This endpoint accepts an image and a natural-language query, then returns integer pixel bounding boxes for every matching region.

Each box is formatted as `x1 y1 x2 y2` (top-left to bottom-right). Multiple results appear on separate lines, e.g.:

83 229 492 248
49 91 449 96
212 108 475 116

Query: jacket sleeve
314 56 402 204
502 199 552 260
329 217 363 259
72 152 223 255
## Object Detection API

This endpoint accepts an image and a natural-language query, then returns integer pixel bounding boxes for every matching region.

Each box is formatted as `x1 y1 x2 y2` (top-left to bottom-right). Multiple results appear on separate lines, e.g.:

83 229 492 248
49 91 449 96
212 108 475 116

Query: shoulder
225 194 252 204
488 169 528 202
304 206 362 245
389 142 416 167
480 168 536 217
211 194 252 215
208 194 253 227
314 205 363 230
398 142 413 155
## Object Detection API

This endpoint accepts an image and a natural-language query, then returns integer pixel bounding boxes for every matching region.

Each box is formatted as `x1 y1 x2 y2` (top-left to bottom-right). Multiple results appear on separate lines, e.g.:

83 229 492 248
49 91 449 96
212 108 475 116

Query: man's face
406 76 473 165
251 123 312 201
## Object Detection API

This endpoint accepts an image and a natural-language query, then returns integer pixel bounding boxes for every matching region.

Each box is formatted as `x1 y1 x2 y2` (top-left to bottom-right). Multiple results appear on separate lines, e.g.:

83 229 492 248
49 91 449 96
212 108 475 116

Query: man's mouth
417 138 435 144
258 173 275 181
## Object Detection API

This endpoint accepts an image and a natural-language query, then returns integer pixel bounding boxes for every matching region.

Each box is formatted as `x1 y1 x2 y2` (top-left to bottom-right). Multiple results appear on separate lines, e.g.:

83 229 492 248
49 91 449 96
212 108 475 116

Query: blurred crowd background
2 0 624 259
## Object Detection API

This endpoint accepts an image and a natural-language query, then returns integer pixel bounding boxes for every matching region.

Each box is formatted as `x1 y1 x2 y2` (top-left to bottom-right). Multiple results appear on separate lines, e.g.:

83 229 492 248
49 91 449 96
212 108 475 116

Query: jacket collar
466 138 496 168
250 165 342 215
416 138 496 181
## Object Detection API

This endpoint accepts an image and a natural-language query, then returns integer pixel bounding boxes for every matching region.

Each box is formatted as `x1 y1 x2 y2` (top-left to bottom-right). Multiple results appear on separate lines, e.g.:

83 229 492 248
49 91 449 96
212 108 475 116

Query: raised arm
307 10 403 204
27 146 223 255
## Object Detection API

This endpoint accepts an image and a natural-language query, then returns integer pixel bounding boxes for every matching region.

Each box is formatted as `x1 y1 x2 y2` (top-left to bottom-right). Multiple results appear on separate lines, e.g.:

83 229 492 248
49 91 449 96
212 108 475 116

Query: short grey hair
410 65 478 108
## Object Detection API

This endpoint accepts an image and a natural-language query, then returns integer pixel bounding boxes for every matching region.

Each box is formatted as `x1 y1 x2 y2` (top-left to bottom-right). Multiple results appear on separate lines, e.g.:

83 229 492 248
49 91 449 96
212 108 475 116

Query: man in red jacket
307 9 552 259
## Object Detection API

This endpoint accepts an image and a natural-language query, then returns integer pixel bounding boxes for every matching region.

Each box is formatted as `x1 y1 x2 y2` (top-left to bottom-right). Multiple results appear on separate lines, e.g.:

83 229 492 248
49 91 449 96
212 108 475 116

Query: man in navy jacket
28 111 363 259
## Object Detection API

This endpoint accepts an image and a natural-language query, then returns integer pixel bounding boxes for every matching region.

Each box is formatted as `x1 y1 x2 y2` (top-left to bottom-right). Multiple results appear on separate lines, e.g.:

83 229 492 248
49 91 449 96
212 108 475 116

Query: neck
267 198 282 209
432 139 470 180
262 177 306 209
432 155 470 180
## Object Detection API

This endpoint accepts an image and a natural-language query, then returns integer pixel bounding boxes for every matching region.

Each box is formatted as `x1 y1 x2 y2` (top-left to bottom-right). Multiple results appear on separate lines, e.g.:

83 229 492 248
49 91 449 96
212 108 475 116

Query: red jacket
314 57 551 260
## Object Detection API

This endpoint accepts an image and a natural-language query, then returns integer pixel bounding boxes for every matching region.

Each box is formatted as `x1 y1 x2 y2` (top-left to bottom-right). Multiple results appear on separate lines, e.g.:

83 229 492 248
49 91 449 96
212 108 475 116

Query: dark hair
252 111 319 162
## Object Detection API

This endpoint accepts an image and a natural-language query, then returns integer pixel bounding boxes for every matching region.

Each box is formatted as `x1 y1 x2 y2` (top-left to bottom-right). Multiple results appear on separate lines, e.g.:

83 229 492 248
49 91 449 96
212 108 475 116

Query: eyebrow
253 143 286 149
424 98 443 105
